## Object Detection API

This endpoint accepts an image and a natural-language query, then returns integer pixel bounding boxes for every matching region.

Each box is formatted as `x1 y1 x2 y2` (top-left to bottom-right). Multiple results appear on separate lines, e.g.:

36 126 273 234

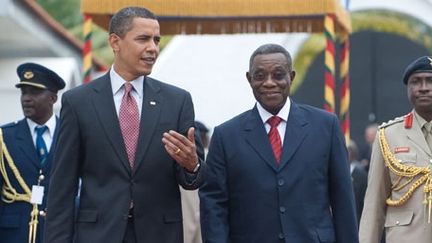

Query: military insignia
428 57 432 67
23 71 34 79
394 147 410 153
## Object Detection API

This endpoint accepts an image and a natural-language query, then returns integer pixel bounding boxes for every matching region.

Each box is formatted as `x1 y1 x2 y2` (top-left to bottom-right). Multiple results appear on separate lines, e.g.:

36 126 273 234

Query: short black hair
108 6 157 38
249 44 292 71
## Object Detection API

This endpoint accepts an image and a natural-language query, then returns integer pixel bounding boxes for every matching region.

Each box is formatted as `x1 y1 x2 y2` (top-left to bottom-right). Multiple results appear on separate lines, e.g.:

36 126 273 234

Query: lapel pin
150 101 156 106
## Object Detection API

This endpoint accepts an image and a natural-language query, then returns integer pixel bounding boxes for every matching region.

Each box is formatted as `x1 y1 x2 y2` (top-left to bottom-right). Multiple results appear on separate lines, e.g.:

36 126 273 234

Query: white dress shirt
256 99 291 145
27 114 56 152
110 67 144 118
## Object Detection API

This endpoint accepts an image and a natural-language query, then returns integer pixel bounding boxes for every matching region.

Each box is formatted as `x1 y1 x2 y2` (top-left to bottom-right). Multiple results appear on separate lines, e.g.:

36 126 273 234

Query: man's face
407 72 432 115
246 53 295 115
20 86 56 124
110 17 161 80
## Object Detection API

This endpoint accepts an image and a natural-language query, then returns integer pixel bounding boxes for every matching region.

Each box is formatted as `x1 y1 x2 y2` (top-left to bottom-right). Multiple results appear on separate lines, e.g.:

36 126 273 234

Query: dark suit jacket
44 73 205 243
199 101 358 243
351 163 368 224
0 118 59 243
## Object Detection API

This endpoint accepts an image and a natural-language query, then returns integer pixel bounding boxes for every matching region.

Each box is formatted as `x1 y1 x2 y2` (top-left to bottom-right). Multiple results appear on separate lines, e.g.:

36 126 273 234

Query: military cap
402 56 432 84
15 62 66 92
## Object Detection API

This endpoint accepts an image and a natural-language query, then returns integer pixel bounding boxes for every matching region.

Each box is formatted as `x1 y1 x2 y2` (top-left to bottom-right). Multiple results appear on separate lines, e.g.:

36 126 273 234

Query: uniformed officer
0 63 65 243
360 56 432 242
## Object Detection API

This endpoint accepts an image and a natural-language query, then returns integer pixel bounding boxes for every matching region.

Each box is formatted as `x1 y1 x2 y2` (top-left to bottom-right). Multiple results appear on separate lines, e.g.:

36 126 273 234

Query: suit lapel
16 119 40 168
244 107 279 172
278 102 309 170
91 73 131 171
133 77 161 173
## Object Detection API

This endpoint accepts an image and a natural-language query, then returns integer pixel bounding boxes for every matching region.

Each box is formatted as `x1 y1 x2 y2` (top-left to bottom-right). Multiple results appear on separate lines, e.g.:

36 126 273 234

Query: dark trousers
123 209 136 243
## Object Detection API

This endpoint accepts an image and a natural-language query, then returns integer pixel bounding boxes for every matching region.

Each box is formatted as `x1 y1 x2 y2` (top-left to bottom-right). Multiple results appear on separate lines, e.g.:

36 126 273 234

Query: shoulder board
379 116 405 129
0 120 20 129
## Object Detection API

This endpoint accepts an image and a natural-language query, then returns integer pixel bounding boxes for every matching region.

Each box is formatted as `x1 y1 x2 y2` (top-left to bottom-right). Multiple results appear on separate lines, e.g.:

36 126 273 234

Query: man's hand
162 127 199 172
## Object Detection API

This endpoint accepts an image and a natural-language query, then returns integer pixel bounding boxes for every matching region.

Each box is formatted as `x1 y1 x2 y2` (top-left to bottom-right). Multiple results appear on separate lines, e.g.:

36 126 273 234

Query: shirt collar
414 110 429 129
256 98 291 124
27 114 56 136
110 67 144 98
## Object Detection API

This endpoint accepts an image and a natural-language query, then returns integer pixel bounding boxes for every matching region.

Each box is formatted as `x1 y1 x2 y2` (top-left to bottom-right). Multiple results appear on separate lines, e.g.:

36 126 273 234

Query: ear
246 72 252 83
108 33 120 52
290 70 296 84
51 94 58 104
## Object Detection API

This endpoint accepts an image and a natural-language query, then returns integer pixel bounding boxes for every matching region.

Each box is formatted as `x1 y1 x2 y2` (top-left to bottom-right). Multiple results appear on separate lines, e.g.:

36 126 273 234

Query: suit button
278 233 285 239
278 179 284 186
279 206 286 213
39 210 46 217
395 220 400 225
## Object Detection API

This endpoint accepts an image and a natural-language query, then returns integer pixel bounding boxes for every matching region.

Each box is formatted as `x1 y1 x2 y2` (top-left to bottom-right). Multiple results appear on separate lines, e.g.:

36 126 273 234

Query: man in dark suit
347 140 368 224
199 43 358 242
44 7 205 243
0 63 65 243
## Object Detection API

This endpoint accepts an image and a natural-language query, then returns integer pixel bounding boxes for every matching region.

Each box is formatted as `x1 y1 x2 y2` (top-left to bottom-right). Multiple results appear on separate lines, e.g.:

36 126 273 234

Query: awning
81 0 351 34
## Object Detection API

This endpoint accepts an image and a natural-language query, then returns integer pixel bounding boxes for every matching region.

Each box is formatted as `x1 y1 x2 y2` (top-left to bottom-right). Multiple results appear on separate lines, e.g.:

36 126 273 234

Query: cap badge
23 71 34 79
428 57 432 67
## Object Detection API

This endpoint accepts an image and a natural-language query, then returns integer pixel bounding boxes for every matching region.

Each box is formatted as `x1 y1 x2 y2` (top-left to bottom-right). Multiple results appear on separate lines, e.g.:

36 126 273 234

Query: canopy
81 0 351 34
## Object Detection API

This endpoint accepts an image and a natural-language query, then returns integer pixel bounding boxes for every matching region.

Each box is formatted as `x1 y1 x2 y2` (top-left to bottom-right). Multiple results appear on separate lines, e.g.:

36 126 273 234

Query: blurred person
360 56 432 242
359 123 378 171
199 43 358 242
347 140 368 224
0 63 65 243
44 6 205 243
181 121 209 243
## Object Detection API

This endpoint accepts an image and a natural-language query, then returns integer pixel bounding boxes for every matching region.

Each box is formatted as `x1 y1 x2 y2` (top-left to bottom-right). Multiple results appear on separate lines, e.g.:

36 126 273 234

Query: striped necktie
267 116 282 163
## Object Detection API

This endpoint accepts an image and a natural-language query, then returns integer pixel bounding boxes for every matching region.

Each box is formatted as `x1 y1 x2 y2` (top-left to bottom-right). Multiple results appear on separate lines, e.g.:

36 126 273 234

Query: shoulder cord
378 128 432 223
0 128 39 243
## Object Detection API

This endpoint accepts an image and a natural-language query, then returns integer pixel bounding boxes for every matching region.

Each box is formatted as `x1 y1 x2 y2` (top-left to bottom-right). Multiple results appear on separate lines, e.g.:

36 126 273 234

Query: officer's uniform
360 56 432 242
0 63 65 243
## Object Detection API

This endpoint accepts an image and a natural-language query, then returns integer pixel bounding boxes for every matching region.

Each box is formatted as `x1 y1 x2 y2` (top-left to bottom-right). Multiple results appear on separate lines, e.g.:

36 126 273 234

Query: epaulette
0 120 19 129
379 115 405 129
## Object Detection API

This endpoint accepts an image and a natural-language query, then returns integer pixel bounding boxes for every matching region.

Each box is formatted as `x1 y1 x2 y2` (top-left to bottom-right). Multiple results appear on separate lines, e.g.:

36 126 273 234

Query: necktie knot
425 122 432 133
124 82 133 94
267 116 282 128
35 126 48 136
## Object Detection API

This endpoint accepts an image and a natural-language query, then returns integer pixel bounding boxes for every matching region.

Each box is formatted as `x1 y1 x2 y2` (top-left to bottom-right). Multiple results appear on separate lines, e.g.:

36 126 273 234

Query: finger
187 127 195 144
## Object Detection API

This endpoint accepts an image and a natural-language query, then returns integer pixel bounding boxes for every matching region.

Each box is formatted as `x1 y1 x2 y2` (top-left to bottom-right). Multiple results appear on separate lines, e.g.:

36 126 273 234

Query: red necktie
119 82 140 168
267 116 282 163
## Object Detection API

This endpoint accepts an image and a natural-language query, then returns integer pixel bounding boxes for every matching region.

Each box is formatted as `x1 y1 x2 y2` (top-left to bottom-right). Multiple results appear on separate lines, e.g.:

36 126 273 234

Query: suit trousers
123 209 137 243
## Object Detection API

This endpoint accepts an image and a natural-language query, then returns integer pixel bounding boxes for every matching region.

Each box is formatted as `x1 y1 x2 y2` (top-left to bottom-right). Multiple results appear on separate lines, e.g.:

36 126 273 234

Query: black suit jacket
351 164 368 224
44 73 204 243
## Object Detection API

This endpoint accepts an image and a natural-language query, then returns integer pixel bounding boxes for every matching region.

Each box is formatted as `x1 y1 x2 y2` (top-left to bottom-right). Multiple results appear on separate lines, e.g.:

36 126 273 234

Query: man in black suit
347 140 368 224
44 7 205 243
0 63 65 243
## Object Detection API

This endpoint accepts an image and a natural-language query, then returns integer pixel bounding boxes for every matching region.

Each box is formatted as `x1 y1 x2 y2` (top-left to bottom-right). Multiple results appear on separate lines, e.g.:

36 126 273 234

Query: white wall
151 33 308 132
0 58 80 125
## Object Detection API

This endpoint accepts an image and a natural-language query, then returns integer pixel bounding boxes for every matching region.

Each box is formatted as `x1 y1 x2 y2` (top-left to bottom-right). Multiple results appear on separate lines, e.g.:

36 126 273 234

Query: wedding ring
175 148 181 154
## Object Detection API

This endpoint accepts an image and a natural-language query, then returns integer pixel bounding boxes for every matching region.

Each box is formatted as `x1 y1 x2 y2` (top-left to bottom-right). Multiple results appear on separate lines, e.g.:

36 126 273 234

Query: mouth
141 56 156 65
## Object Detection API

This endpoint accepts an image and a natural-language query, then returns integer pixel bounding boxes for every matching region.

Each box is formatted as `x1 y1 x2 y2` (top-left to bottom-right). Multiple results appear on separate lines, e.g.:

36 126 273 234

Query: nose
262 75 277 86
147 40 159 53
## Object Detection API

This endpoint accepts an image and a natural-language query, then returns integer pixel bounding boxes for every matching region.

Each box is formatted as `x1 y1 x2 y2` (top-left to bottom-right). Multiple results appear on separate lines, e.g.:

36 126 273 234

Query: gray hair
108 6 157 38
249 44 292 71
